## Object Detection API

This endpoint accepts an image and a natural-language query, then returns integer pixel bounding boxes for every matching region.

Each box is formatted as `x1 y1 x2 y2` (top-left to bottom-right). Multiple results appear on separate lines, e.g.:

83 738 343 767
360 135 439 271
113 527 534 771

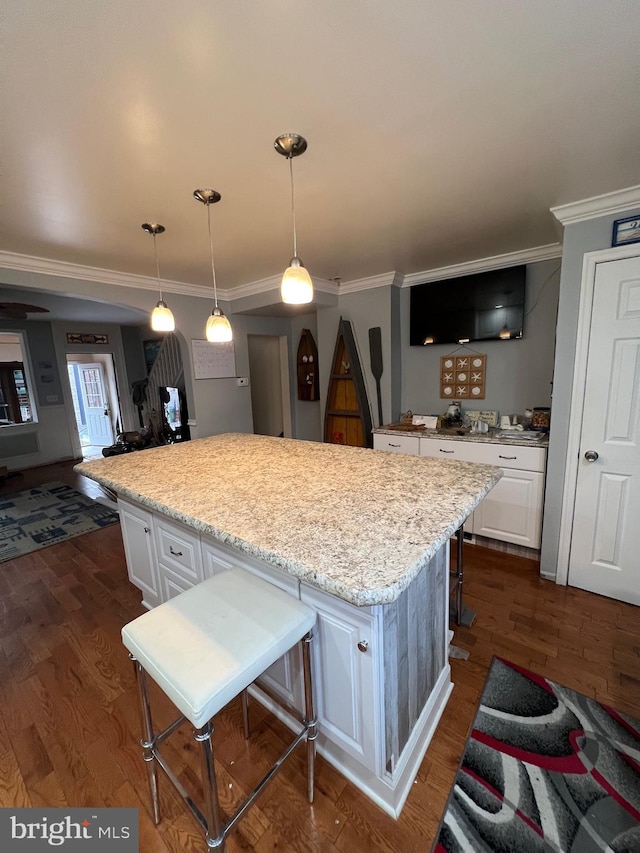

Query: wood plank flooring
1 460 639 851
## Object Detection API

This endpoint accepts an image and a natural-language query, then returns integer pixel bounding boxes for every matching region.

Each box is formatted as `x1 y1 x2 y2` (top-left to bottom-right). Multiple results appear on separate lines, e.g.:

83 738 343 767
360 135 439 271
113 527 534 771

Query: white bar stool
122 568 317 851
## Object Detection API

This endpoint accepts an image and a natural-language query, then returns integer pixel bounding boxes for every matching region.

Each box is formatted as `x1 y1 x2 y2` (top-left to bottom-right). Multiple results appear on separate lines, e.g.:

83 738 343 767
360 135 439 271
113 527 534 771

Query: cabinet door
118 500 161 609
474 469 544 548
301 584 378 773
201 536 303 710
160 564 194 600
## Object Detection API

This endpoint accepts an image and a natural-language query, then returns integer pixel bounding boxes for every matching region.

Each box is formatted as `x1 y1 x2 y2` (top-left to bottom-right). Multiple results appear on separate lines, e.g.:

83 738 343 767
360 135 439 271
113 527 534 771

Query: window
0 332 37 425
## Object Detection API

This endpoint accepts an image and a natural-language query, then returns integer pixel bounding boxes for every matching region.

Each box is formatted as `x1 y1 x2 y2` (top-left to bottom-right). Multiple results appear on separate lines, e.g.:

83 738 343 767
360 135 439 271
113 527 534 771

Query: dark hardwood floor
1 460 638 851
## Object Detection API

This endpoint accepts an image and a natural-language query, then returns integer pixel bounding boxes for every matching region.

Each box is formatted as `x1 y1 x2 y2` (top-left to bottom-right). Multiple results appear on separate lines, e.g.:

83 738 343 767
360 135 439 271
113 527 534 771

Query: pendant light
193 189 233 343
274 133 313 305
142 223 175 333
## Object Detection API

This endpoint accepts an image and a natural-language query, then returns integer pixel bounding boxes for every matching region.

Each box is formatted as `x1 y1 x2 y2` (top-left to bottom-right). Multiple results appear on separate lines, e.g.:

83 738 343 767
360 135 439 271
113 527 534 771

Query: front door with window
78 363 114 446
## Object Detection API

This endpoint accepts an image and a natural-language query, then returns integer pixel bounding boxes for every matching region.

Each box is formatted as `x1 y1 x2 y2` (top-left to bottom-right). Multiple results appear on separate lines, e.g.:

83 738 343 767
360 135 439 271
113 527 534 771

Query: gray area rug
434 656 640 852
0 481 119 562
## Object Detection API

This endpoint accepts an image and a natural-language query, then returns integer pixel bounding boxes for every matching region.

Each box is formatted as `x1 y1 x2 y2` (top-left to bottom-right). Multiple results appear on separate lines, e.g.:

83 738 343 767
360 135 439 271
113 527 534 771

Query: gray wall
401 260 561 420
539 205 640 578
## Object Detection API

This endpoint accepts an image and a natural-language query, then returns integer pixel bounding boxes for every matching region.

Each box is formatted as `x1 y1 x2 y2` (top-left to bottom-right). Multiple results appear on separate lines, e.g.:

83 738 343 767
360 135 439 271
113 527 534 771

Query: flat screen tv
409 265 526 346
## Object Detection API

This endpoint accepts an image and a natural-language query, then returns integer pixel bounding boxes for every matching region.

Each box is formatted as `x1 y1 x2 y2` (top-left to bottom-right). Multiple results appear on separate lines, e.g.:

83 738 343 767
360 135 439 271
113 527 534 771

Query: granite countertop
74 433 501 607
374 425 549 448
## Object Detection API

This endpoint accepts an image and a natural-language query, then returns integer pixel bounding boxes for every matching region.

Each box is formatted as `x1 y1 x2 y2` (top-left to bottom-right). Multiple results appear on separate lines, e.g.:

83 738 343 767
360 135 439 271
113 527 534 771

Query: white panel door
568 255 640 604
78 363 114 445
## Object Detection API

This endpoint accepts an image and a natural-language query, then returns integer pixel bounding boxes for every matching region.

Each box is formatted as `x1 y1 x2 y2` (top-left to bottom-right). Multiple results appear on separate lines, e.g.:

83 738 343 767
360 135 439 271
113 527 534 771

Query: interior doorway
558 247 640 605
66 353 121 460
247 335 292 438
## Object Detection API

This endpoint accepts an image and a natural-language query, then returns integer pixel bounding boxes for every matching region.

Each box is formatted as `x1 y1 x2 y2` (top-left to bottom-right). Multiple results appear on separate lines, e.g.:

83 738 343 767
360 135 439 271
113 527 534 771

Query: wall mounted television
409 265 526 346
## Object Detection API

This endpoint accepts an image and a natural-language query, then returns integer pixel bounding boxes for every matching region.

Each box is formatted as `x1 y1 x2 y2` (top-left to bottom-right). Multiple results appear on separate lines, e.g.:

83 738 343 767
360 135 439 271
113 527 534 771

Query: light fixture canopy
275 132 313 305
193 189 232 343
142 223 175 333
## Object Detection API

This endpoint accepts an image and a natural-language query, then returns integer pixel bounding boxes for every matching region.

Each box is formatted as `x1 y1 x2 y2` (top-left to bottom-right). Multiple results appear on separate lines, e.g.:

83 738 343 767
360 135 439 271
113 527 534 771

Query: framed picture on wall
143 339 162 375
612 214 640 247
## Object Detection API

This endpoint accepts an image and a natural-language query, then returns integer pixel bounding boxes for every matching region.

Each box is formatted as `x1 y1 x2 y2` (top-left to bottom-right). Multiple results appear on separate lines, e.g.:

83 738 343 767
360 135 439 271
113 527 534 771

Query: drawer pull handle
357 640 369 653
144 526 150 534
439 449 455 454
389 443 401 448
169 546 183 557
498 455 517 460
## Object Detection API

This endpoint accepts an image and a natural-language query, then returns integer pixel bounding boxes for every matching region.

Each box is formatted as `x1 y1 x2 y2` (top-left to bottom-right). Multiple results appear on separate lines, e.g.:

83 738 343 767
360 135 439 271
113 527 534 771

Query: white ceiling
2 1 640 318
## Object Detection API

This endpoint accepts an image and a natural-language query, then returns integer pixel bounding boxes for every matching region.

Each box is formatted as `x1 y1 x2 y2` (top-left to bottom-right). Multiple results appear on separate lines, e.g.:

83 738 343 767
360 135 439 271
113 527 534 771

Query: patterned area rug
0 481 119 562
434 657 640 852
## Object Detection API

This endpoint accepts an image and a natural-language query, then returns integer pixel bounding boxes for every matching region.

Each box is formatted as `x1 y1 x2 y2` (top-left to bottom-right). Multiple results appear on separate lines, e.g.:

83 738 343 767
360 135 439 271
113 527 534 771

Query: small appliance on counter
441 401 463 429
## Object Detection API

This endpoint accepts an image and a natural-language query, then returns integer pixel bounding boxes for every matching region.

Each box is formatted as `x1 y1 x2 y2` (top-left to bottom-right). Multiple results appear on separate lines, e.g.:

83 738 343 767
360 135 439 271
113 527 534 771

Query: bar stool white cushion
122 568 316 729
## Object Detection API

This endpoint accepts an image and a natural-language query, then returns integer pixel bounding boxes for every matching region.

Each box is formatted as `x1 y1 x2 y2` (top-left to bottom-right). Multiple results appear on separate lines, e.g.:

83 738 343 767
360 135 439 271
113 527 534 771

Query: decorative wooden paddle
368 327 384 427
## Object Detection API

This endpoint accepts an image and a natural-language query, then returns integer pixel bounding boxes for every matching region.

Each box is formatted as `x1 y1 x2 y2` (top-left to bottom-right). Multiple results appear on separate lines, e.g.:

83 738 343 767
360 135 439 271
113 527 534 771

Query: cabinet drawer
155 517 203 583
420 438 545 472
373 434 420 455
458 442 546 472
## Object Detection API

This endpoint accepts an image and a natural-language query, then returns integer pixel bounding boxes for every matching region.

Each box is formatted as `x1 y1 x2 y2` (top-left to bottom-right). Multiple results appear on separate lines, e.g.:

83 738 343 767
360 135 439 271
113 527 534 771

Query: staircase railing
142 333 184 434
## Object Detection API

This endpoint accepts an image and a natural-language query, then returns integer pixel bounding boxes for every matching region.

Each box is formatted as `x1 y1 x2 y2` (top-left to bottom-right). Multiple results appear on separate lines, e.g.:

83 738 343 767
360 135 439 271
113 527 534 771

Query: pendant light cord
153 232 164 302
206 202 219 308
289 155 298 259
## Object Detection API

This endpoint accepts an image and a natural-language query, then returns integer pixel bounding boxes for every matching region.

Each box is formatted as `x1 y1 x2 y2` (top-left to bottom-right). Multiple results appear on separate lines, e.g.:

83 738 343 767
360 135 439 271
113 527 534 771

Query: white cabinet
473 468 544 548
373 433 420 455
300 582 379 773
118 500 161 609
419 437 547 548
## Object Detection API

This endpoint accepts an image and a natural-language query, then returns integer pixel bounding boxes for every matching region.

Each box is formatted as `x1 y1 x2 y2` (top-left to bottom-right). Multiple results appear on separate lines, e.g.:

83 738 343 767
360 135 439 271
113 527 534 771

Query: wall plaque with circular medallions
440 354 486 399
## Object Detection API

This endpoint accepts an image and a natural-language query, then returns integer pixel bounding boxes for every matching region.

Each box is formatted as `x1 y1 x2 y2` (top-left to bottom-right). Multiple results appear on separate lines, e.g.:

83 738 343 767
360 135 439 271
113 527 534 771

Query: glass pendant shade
206 307 233 342
281 258 313 304
151 299 175 332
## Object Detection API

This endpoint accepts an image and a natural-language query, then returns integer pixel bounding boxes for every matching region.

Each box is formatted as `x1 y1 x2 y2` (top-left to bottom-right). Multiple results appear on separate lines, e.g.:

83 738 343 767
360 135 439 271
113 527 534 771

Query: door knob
584 450 599 462
357 640 368 653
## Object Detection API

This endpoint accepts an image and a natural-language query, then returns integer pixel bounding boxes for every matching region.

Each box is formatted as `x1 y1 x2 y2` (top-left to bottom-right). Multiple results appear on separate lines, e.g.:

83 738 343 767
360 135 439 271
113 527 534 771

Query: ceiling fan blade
0 302 50 319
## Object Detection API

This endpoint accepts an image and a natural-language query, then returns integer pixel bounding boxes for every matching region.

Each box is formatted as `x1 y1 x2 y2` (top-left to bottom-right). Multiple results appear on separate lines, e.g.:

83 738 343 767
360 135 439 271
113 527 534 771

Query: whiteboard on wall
191 340 237 379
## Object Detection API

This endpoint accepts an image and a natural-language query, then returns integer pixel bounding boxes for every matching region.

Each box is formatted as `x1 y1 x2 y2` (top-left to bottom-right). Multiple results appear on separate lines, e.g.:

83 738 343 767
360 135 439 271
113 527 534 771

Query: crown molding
0 250 212 299
551 184 640 225
401 243 562 287
0 250 340 303
338 271 403 294
0 242 562 301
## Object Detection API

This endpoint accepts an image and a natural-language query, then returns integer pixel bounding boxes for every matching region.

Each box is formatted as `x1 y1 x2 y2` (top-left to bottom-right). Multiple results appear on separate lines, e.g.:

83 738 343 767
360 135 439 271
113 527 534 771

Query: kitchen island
75 433 501 817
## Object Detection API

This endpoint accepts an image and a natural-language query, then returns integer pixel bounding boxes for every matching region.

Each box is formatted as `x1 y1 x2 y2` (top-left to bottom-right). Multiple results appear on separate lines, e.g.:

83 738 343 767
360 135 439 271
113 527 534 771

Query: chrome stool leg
131 654 160 825
194 722 225 851
241 689 250 740
302 631 317 804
